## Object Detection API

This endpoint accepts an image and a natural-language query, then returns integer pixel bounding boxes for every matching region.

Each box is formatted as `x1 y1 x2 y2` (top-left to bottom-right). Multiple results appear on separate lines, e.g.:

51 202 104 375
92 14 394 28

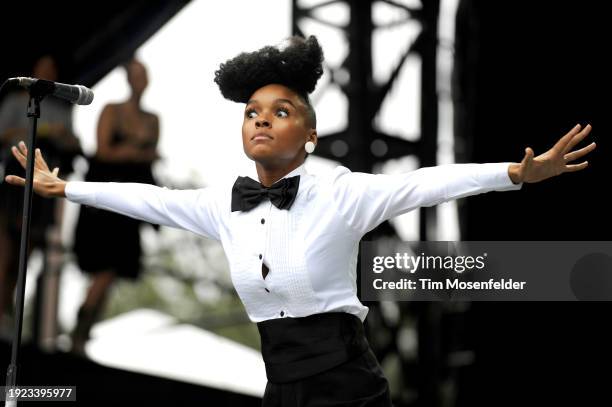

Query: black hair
214 35 324 129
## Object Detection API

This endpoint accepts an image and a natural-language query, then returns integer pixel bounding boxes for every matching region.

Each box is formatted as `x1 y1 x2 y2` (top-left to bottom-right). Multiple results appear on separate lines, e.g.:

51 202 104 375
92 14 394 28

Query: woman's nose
256 117 270 128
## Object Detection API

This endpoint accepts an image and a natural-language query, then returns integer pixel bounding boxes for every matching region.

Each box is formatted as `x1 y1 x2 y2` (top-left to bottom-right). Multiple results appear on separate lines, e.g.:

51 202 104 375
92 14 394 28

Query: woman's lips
252 133 273 142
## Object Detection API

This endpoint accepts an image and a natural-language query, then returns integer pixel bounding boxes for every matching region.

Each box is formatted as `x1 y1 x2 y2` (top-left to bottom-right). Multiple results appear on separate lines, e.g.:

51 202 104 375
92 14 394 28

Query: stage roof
0 1 191 88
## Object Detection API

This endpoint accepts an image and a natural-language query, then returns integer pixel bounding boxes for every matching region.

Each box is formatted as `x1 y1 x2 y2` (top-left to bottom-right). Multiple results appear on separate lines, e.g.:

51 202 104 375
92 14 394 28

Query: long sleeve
65 181 223 241
330 162 523 235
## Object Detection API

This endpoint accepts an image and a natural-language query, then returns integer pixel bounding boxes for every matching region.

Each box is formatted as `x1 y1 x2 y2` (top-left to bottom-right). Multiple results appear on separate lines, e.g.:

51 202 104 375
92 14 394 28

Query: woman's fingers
18 141 32 165
522 147 534 170
564 141 596 163
18 140 28 154
11 145 27 168
4 174 26 187
553 124 582 153
565 161 589 172
4 175 50 197
11 141 53 173
12 141 32 169
515 147 533 182
562 124 592 154
35 148 51 172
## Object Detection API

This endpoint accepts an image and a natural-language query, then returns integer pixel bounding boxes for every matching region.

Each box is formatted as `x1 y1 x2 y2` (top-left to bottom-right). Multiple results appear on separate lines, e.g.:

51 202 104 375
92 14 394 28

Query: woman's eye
245 108 288 119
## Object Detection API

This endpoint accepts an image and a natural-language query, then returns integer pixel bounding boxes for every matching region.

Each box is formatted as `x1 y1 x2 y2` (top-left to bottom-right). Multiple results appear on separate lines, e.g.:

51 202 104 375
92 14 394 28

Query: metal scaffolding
291 2 450 406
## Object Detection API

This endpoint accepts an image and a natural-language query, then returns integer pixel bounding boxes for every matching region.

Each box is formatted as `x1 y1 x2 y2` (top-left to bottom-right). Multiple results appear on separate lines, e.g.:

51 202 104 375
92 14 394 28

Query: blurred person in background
0 54 81 334
70 58 160 355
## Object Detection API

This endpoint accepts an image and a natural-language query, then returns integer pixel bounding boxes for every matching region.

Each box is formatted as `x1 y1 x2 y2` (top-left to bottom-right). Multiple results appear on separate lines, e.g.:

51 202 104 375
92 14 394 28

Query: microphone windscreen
76 85 94 105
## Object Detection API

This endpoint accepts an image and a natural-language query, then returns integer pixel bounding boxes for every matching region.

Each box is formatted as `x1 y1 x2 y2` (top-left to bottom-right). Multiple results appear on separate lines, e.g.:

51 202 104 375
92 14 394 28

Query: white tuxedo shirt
66 162 523 322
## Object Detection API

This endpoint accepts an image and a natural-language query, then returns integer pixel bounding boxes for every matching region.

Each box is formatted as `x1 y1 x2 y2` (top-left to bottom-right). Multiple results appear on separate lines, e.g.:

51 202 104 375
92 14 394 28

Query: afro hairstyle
214 35 324 128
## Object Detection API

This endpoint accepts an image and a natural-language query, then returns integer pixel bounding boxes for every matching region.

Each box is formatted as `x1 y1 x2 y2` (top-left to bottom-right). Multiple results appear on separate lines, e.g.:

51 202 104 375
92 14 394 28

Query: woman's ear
304 131 317 158
308 129 317 144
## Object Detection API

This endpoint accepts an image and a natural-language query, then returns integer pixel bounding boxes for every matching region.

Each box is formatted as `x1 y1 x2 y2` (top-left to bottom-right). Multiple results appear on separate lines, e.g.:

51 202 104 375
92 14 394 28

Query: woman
70 58 159 355
0 54 81 327
5 36 596 406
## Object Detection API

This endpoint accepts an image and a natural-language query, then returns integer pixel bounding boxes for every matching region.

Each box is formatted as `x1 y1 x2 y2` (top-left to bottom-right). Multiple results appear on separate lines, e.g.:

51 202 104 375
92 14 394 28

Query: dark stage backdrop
0 1 190 90
453 1 611 405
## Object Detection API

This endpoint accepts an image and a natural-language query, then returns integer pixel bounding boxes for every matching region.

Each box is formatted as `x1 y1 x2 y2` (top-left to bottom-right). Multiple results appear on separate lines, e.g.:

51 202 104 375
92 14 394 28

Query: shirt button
265 288 270 293
261 218 265 224
259 254 262 260
280 311 285 317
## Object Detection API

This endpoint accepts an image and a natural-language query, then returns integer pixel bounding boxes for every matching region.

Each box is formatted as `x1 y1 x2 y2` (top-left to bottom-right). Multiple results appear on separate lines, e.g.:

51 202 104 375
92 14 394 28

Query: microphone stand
4 90 44 407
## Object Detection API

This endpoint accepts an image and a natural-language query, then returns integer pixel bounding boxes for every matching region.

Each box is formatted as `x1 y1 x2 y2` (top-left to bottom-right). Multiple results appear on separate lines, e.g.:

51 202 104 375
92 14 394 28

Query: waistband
256 312 369 383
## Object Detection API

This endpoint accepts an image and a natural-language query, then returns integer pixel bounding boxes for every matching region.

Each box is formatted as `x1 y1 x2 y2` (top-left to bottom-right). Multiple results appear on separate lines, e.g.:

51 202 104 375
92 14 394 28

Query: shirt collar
281 162 308 179
244 162 308 183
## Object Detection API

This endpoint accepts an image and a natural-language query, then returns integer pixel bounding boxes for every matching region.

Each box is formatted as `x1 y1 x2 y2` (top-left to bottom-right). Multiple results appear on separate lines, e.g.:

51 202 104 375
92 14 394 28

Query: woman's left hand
509 124 596 184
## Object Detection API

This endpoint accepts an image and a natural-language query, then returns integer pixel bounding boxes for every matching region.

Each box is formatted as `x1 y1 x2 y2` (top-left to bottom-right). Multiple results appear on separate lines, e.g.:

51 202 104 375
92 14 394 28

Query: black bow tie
231 175 300 212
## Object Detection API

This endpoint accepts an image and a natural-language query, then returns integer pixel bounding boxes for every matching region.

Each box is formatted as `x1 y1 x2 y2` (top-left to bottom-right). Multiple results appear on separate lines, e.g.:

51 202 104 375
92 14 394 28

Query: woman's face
126 60 148 96
242 83 316 168
33 56 58 82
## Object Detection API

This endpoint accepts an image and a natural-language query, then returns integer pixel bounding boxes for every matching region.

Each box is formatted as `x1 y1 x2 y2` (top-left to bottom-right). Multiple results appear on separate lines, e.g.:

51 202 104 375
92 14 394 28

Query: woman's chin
247 146 274 160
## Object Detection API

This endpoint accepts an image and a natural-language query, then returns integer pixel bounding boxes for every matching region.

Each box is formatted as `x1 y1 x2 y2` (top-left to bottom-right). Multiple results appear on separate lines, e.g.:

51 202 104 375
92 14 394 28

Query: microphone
8 77 94 105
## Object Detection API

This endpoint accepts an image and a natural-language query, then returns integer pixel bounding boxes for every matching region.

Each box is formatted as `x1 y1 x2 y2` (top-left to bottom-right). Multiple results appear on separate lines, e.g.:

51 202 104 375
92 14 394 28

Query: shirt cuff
480 162 523 191
65 181 99 206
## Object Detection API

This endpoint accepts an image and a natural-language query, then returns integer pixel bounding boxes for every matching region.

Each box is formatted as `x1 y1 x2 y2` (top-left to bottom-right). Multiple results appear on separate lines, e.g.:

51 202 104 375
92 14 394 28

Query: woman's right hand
3 141 67 198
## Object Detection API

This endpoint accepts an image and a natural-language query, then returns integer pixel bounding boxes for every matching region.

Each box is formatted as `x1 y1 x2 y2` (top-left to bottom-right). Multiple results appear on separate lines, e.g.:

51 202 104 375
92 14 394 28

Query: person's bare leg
71 270 116 355
0 231 9 317
82 270 115 309
0 229 14 320
53 199 65 230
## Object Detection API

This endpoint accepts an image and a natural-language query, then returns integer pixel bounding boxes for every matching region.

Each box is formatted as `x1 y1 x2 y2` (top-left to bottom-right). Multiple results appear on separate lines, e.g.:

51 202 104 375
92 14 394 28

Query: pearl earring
305 141 315 154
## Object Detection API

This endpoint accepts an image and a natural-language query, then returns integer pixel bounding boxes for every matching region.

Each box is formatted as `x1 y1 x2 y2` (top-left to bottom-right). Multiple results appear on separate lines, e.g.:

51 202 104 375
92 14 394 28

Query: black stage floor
0 339 261 406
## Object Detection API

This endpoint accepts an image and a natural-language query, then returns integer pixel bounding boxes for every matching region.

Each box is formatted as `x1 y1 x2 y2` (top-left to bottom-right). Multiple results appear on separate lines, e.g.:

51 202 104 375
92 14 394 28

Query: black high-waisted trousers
256 312 393 407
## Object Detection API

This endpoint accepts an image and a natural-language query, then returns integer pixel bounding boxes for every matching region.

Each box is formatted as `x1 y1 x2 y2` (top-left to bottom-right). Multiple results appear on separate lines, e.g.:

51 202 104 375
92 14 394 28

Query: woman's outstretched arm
4 141 223 241
330 124 596 235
